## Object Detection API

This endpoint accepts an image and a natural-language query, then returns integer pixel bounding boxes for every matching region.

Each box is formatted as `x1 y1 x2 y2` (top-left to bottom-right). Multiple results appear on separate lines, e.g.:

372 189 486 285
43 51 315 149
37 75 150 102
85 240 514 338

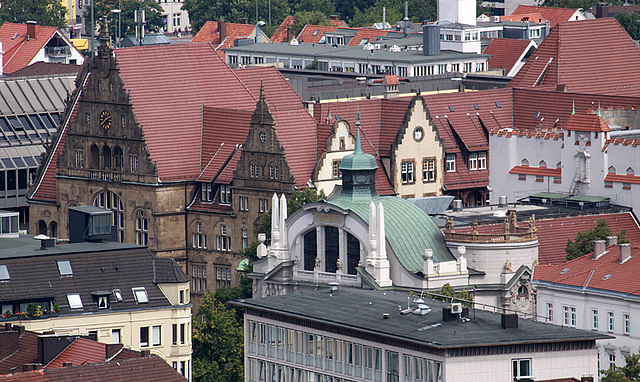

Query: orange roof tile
564 113 610 132
501 12 546 24
509 165 560 177
483 38 533 73
347 29 389 46
271 16 296 43
45 338 105 368
510 5 581 27
191 20 257 44
508 18 640 96
297 25 337 43
605 173 640 185
534 243 640 296
0 23 61 74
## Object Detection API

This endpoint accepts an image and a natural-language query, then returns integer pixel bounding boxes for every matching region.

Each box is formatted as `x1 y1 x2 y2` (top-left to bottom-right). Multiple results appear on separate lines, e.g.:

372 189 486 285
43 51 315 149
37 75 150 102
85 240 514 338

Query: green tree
615 12 640 40
421 283 473 307
601 353 640 382
349 0 436 28
288 11 331 38
565 219 628 260
0 0 67 28
296 0 336 16
92 0 164 42
192 290 245 382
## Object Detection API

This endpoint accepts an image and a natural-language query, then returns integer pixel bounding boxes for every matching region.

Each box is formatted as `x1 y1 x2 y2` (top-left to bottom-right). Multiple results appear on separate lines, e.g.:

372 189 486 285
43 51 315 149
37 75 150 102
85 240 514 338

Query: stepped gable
508 18 640 96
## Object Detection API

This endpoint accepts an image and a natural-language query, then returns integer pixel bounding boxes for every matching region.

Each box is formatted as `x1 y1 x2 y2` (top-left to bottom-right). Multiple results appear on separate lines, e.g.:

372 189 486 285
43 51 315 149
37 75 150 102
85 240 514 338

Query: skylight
495 102 502 108
133 287 149 304
473 104 479 110
0 265 9 281
603 274 612 280
113 289 123 302
57 260 73 276
560 268 570 274
448 106 455 112
67 293 83 309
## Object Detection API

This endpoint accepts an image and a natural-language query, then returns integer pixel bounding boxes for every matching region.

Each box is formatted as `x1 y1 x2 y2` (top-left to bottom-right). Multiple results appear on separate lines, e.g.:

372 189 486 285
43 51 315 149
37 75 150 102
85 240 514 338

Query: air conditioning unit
451 303 462 314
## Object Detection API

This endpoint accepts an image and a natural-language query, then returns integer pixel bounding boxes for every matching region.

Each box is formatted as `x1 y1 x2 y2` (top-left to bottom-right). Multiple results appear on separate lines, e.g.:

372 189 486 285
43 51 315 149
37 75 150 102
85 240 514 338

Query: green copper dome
340 120 377 172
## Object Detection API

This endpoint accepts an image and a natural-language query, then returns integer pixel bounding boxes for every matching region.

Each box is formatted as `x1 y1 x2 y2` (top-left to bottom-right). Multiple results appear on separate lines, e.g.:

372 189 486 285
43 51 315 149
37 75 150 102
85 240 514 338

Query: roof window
534 111 541 118
67 293 83 309
495 102 502 108
133 287 149 304
448 106 455 112
603 274 612 280
57 260 73 276
473 104 479 110
0 265 9 281
113 289 123 302
313 29 320 36
560 268 569 274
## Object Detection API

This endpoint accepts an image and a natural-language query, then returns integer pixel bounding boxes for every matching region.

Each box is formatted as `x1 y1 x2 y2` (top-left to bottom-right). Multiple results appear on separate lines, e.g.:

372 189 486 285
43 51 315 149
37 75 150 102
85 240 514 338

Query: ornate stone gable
57 32 156 184
233 85 294 191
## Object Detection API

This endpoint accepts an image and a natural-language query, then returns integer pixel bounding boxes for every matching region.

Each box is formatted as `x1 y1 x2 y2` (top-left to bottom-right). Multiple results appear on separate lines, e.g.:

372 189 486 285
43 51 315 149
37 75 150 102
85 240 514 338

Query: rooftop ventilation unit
451 302 462 314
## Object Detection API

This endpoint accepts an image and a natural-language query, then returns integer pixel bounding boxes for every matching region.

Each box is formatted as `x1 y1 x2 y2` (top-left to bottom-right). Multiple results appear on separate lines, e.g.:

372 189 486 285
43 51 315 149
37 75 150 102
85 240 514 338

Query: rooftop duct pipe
256 21 266 43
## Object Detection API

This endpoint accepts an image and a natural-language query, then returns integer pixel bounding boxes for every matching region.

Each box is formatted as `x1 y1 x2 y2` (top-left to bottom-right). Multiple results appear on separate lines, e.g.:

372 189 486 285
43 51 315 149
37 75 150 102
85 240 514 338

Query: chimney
593 240 605 259
606 236 618 246
422 24 440 56
256 21 266 44
26 21 39 40
141 350 151 357
619 243 631 263
501 313 518 329
219 20 226 41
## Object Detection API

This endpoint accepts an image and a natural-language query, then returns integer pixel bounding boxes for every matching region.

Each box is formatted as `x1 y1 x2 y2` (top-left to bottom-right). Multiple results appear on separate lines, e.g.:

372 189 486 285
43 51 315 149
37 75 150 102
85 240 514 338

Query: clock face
99 110 112 130
413 127 424 142
260 131 266 143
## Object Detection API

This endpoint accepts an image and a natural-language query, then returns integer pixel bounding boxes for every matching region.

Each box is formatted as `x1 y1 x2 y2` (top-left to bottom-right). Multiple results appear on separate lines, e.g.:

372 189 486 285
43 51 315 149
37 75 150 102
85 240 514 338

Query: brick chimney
593 240 605 259
219 20 226 41
26 21 39 40
607 236 618 246
619 243 631 263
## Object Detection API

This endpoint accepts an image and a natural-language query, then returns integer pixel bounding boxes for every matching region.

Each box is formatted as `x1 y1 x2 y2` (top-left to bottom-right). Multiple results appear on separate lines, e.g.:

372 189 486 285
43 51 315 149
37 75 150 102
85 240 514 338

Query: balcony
45 46 71 57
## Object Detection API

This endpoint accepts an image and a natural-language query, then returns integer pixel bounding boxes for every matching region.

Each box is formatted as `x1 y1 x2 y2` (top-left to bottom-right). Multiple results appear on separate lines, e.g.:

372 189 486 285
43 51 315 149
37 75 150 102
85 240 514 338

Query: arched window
49 221 57 238
93 190 124 242
324 226 339 273
608 166 616 174
135 210 148 246
303 230 317 271
101 145 112 170
113 146 124 172
539 160 547 168
37 220 47 235
90 144 100 169
556 162 562 169
250 163 259 178
521 159 529 166
627 167 635 176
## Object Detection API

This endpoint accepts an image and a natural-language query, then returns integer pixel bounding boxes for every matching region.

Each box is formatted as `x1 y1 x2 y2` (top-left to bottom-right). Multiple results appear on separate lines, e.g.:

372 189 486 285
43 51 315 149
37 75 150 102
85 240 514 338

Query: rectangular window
219 185 231 204
624 314 631 335
239 196 249 211
202 183 212 201
608 311 615 332
446 154 456 172
563 306 576 327
242 228 248 250
132 287 148 304
192 265 207 292
86 113 91 123
546 303 553 322
592 309 598 330
332 160 341 179
468 152 478 170
259 198 268 212
140 326 149 347
401 160 415 184
609 353 616 369
75 150 84 168
422 158 436 182
130 155 138 172
172 323 178 345
387 351 399 382
216 267 231 288
478 152 487 169
67 293 83 309
173 13 180 27
180 323 186 344
112 329 121 344
512 358 531 380
152 325 161 346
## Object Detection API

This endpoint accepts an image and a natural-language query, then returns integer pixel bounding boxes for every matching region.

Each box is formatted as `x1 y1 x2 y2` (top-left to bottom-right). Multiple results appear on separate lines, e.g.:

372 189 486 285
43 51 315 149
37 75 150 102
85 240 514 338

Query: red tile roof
509 165 561 177
508 18 640 96
5 62 81 77
511 88 640 131
501 12 546 24
0 356 185 381
271 16 296 43
45 338 105 369
0 327 39 375
533 242 640 296
297 25 338 43
510 5 581 27
563 113 610 132
347 29 389 46
483 38 533 74
0 23 61 74
115 43 257 182
191 21 257 44
605 173 640 185
602 137 640 152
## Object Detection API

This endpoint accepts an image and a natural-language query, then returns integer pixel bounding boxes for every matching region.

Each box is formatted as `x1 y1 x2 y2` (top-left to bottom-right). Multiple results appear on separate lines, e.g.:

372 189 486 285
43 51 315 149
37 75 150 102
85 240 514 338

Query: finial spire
354 108 363 155
597 101 602 117
571 99 575 115
259 80 265 100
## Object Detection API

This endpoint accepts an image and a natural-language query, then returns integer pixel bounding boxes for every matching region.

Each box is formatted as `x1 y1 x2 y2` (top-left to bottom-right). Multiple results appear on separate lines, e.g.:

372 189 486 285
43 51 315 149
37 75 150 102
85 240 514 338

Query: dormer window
202 183 212 201
132 287 149 304
67 293 83 309
219 185 231 204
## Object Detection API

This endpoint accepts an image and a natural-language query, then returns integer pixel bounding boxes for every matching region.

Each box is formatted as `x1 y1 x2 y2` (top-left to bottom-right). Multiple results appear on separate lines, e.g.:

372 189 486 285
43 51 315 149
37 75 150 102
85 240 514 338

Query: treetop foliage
601 353 640 382
565 219 628 261
0 0 67 28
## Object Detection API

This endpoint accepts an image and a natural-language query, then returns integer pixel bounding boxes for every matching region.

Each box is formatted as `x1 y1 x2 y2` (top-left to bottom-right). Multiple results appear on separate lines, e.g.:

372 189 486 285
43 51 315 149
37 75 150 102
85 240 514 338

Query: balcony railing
45 46 71 57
